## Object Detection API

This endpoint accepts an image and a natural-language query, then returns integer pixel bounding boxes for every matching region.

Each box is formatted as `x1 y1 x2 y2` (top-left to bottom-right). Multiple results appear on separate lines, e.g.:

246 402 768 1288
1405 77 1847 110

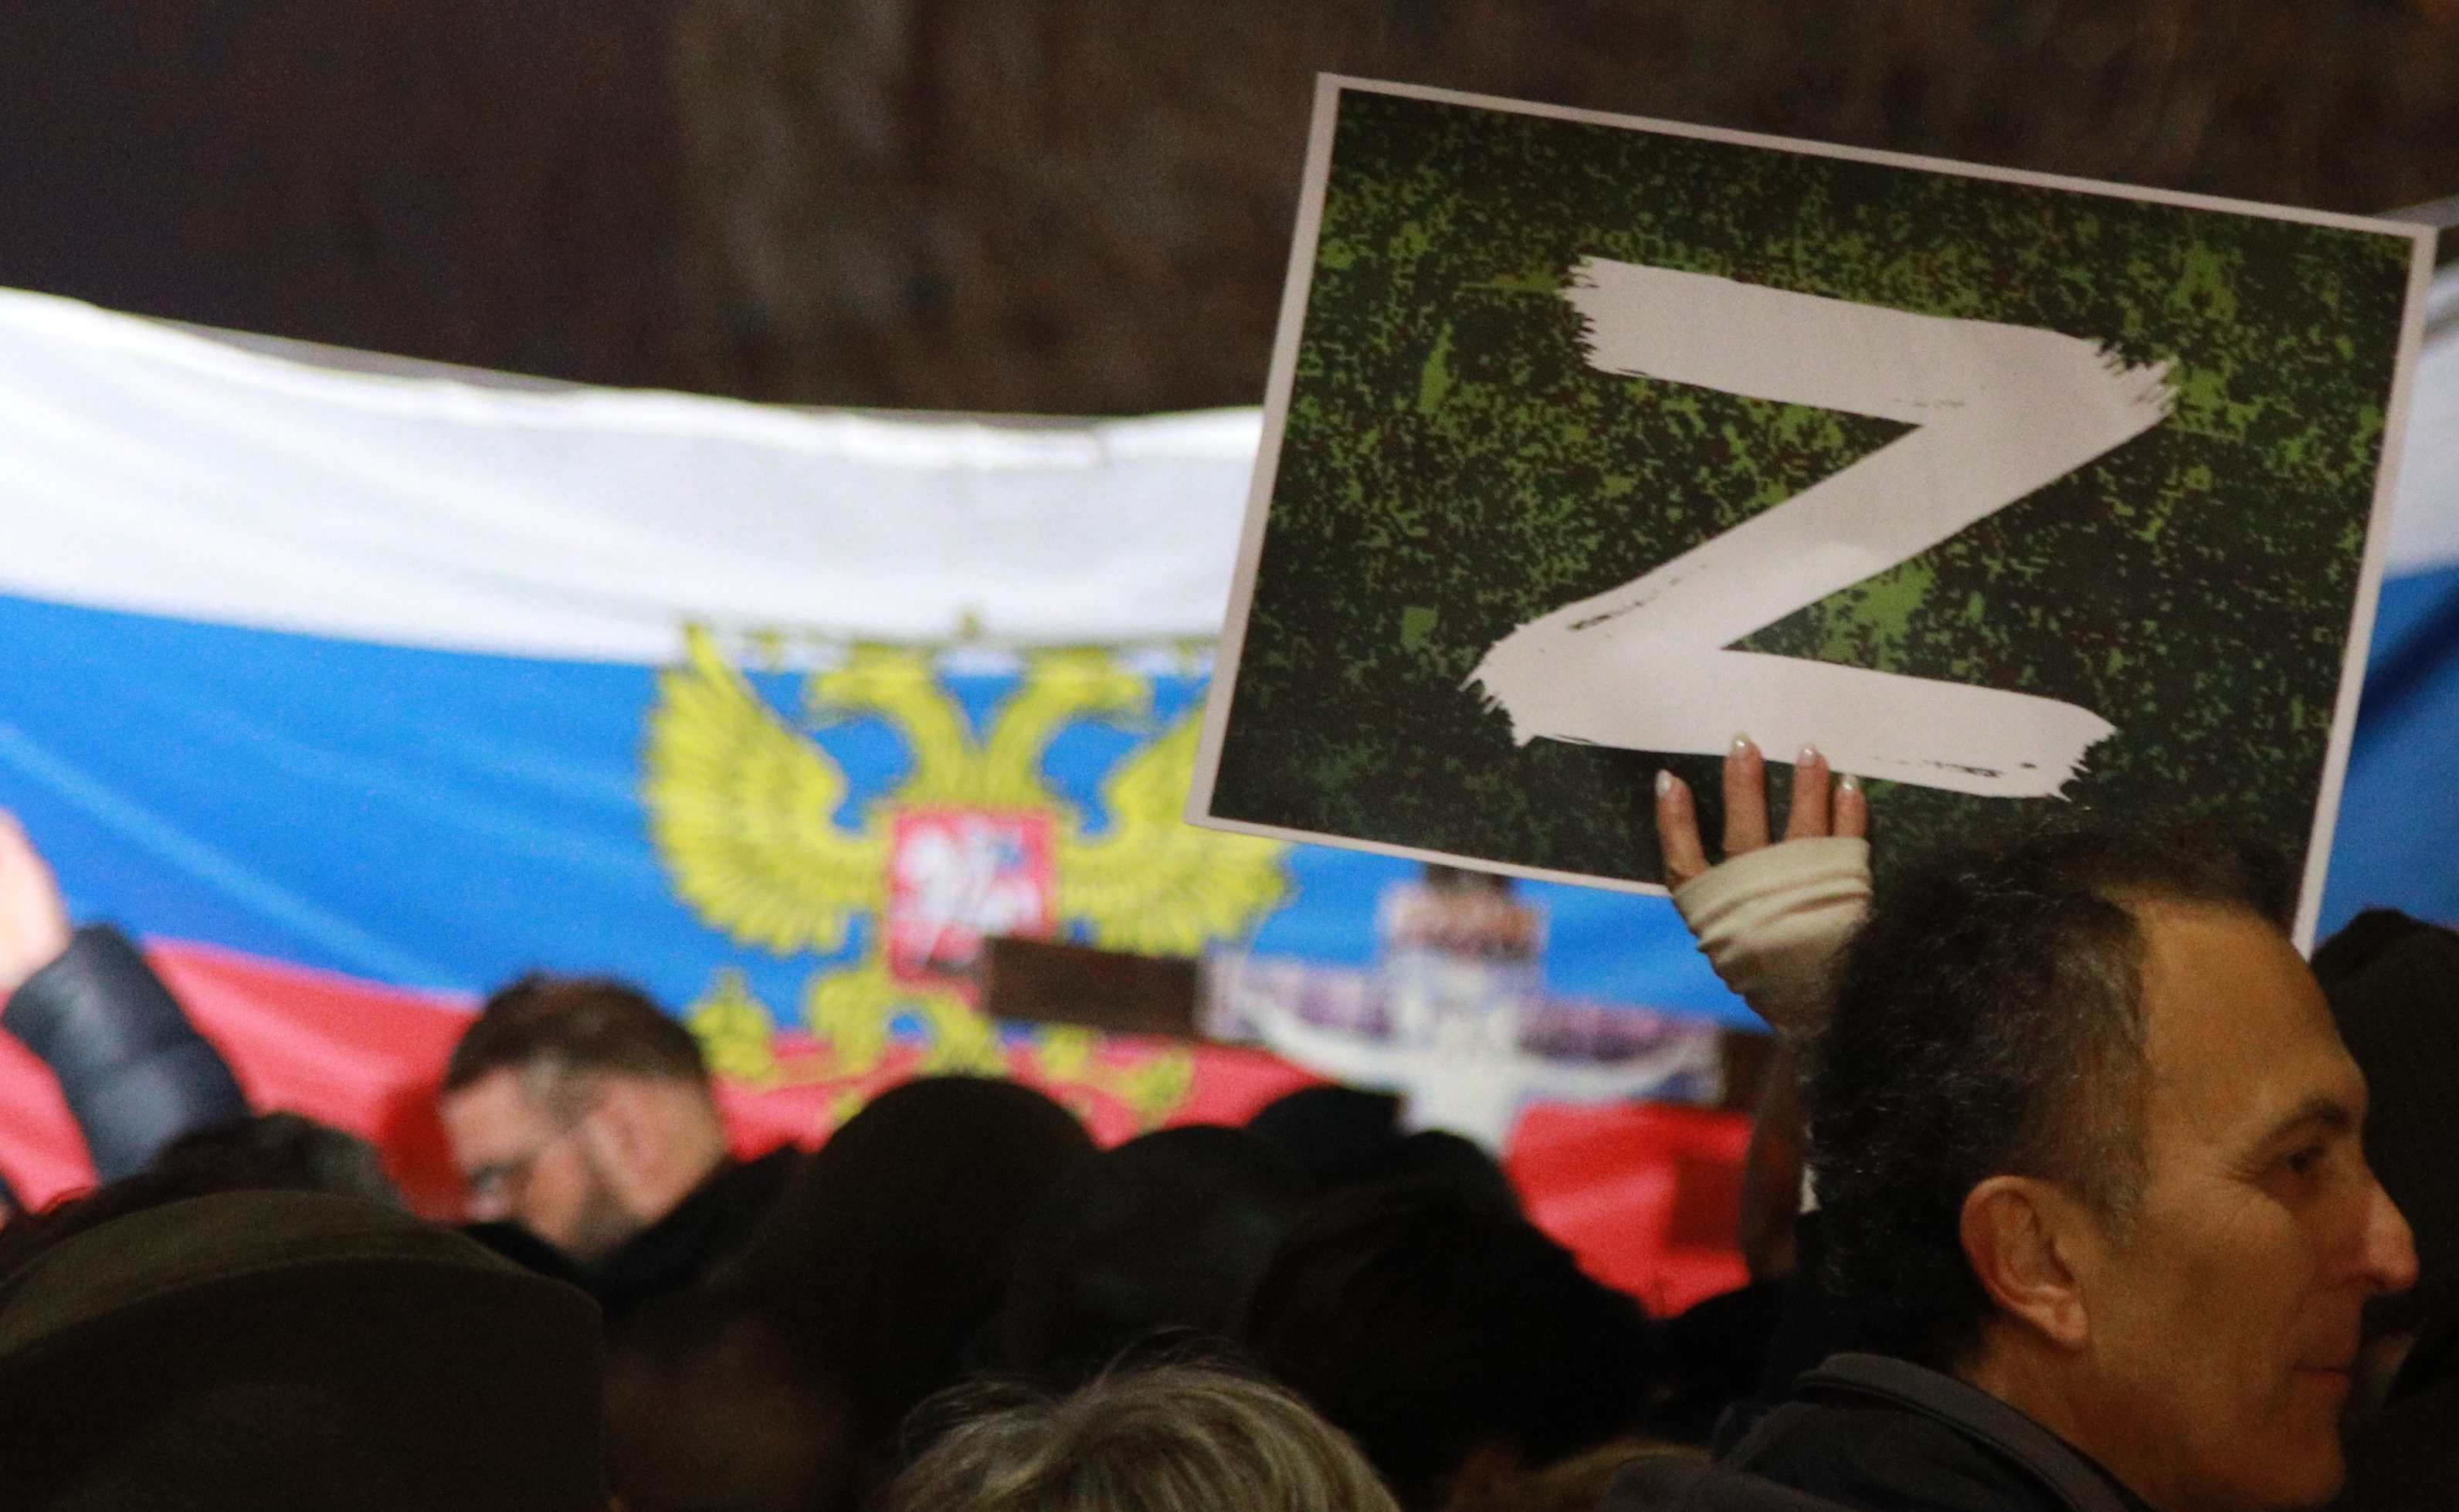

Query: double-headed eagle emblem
643 629 1288 1116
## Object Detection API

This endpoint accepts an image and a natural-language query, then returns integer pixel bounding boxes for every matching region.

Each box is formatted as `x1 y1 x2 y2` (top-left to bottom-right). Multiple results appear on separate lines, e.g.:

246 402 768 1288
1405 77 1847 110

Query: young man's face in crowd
2067 902 2416 1511
439 1067 635 1262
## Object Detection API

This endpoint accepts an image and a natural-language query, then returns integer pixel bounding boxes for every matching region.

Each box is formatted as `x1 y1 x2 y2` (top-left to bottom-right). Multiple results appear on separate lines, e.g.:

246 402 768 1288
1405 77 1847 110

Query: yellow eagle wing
1055 713 1289 958
645 629 888 954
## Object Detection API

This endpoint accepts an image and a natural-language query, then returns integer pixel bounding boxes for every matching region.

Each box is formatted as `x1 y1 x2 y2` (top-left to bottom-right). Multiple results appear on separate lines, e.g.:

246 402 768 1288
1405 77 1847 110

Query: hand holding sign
1654 736 1867 890
1656 738 1872 1037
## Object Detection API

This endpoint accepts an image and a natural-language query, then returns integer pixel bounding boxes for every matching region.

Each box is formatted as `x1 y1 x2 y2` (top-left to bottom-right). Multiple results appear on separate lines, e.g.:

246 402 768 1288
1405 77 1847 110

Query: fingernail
1730 733 1754 754
1798 744 1822 767
1838 774 1861 796
1654 769 1674 798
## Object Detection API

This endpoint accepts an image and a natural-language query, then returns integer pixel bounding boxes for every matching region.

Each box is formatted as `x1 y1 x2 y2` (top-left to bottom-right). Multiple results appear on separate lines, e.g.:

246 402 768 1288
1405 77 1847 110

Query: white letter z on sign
1467 259 2176 798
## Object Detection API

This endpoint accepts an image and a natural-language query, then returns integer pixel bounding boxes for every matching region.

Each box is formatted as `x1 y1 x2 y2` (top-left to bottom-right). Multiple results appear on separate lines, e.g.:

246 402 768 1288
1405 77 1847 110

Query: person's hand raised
1654 735 1866 889
0 811 73 998
1652 737 1871 1041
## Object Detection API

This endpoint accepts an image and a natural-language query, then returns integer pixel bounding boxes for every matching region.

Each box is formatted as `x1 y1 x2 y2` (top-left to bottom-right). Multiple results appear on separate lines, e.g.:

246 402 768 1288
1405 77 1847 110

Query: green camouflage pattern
1208 88 2417 891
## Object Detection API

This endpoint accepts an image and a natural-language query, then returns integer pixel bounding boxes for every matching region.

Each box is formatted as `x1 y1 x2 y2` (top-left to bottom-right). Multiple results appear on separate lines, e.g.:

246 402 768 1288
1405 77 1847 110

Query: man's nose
2358 1176 2420 1296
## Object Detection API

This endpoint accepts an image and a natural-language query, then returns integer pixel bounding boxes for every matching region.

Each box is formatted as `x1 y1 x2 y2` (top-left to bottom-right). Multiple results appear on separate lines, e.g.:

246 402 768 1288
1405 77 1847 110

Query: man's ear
1961 1175 2091 1351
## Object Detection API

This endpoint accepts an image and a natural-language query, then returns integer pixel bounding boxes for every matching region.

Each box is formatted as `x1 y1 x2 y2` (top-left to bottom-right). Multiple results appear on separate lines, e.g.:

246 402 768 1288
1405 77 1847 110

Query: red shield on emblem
886 808 1057 989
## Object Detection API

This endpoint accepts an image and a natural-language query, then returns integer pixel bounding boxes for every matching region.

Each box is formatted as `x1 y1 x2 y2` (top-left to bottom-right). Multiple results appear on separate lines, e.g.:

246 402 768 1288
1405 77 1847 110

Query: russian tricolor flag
0 265 2450 1311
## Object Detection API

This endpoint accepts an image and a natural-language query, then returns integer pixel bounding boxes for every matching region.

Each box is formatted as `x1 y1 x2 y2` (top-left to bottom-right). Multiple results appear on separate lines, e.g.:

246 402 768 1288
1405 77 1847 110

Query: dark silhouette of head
983 1124 1301 1388
734 1076 1096 1466
151 1110 404 1208
606 1288 859 1512
1246 1087 1519 1216
2311 908 2459 1352
0 1118 402 1285
1246 1087 1402 1193
1240 1186 1660 1510
0 1188 603 1510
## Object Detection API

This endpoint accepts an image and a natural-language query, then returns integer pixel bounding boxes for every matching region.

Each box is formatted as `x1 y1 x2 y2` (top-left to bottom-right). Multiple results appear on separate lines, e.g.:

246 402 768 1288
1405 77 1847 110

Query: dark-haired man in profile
1725 822 2417 1512
439 975 796 1317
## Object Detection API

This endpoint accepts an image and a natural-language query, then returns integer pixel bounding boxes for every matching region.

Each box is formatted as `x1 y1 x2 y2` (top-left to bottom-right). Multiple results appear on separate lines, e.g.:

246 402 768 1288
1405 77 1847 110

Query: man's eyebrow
2256 1093 2358 1147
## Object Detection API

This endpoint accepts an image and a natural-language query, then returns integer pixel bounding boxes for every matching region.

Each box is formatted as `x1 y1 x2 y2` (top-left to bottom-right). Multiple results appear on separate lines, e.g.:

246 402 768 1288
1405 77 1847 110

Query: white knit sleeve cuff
1671 836 1871 1038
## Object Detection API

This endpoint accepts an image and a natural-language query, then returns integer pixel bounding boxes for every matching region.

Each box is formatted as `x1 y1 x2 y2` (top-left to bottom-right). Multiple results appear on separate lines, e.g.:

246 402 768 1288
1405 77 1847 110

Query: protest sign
1190 76 2437 944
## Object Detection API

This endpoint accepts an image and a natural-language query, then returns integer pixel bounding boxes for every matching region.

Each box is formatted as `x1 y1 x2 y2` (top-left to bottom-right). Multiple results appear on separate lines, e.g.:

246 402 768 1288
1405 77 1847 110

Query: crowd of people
0 734 2454 1512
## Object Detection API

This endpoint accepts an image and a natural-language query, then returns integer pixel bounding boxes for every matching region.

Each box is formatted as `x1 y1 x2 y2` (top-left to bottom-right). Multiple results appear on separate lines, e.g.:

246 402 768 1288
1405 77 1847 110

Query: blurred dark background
1 0 2452 415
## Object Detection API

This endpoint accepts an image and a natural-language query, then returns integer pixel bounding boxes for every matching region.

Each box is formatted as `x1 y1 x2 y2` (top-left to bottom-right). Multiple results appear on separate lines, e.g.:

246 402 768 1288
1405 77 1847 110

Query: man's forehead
439 1066 560 1145
2133 900 2361 1131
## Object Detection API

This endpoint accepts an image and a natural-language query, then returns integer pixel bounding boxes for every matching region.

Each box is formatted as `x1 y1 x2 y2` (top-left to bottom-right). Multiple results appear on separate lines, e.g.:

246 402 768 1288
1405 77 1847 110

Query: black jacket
2334 1372 2459 1511
1603 1456 1853 1512
1721 1354 2154 1512
565 1145 801 1319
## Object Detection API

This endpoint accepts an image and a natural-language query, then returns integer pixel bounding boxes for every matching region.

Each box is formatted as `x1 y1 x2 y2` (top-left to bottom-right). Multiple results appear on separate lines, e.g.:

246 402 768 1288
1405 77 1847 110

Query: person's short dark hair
606 1290 859 1512
1357 1130 1522 1218
982 1125 1301 1389
1245 1088 1520 1215
1238 1187 1661 1510
443 973 706 1095
732 1076 1097 1465
1807 817 2292 1370
2311 907 2459 1350
151 1111 404 1209
0 1166 253 1285
0 1112 406 1283
1247 1087 1402 1194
